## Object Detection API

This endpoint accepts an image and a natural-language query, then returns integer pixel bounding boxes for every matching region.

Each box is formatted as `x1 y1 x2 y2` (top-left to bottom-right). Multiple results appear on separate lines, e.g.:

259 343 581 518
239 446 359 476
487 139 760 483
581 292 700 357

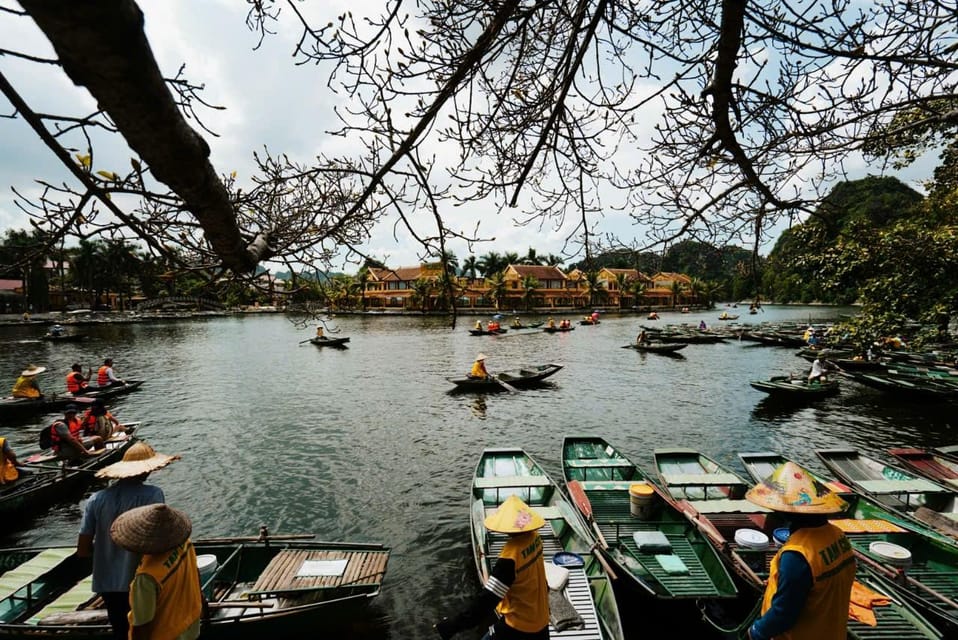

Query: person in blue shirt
77 442 179 640
745 462 855 640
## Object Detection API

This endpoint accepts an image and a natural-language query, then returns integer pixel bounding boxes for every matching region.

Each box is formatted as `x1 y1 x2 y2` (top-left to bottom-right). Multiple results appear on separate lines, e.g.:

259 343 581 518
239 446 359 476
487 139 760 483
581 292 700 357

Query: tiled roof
507 265 567 280
0 279 22 291
652 272 692 283
369 266 425 282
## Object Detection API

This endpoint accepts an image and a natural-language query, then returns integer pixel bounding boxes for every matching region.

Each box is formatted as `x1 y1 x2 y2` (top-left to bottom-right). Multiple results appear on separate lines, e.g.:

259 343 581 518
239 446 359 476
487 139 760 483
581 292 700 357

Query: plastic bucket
869 541 912 570
196 554 218 599
772 528 791 547
629 483 655 520
735 529 770 573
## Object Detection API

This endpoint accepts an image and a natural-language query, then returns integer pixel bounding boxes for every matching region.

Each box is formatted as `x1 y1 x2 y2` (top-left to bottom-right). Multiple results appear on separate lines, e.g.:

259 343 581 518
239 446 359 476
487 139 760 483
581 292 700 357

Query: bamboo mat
250 549 388 594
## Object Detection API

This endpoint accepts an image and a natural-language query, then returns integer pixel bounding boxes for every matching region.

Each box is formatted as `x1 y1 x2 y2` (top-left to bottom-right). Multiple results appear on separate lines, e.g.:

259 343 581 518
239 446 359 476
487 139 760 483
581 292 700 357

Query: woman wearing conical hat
11 364 46 398
435 495 549 639
746 462 855 640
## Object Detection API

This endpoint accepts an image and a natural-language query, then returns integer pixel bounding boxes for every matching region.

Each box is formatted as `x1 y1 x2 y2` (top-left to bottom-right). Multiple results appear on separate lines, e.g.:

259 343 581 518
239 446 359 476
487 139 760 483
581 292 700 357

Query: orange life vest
97 365 110 386
761 524 856 640
0 437 18 484
49 416 83 452
128 540 202 640
66 371 87 393
495 531 549 633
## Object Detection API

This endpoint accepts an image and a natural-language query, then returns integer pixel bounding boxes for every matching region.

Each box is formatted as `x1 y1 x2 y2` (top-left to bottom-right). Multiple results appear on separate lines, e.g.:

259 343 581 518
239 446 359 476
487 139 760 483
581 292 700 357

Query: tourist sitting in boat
488 320 500 332
435 495 548 640
49 323 65 337
699 320 707 330
97 358 126 388
12 364 46 399
719 311 730 320
475 320 483 330
547 317 556 328
468 353 489 379
82 399 125 441
512 317 522 328
1 436 21 485
745 462 854 640
807 356 829 384
66 362 91 394
48 404 104 460
316 325 324 338
647 311 659 320
636 330 649 345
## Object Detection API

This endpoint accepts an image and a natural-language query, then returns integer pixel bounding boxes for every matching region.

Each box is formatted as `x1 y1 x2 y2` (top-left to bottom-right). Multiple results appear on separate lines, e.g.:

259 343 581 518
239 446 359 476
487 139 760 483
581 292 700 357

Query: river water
1 306 954 638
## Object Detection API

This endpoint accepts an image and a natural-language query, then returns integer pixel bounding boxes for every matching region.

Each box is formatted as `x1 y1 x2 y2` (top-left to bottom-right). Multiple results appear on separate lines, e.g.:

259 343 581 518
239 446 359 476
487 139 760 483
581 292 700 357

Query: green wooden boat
740 451 958 632
561 437 737 601
653 449 943 639
471 448 625 640
749 375 840 399
0 533 389 639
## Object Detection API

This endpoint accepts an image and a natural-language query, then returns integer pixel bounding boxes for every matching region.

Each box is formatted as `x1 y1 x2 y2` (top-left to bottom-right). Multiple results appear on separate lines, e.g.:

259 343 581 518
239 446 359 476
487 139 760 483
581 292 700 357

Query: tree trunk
20 0 265 273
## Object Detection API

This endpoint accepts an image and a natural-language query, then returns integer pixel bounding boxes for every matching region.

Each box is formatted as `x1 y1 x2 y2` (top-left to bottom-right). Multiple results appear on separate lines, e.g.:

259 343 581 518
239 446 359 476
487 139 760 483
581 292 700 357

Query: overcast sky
0 1 939 270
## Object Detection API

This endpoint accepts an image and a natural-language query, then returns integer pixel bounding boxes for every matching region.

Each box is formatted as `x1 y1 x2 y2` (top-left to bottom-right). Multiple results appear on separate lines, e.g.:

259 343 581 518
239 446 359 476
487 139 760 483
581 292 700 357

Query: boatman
11 364 45 398
468 353 489 379
0 436 20 485
746 461 855 640
79 443 177 640
807 356 829 384
316 325 324 338
110 504 202 640
435 495 549 640
97 358 126 388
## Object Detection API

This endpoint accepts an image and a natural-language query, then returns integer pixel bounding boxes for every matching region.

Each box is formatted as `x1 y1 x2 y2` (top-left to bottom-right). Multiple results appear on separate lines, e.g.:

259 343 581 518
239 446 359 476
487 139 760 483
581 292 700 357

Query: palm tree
521 275 540 310
613 273 630 309
70 239 108 309
669 281 686 309
628 279 647 309
356 266 371 311
486 272 507 310
687 278 705 308
583 270 603 307
461 255 480 279
545 254 564 268
434 249 459 276
410 277 434 313
478 252 503 278
700 281 724 309
503 252 520 268
521 247 544 265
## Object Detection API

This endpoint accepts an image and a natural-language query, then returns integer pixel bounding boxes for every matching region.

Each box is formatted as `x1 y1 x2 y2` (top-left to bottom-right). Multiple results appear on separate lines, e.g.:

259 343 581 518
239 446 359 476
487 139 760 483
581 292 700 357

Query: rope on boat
698 596 761 640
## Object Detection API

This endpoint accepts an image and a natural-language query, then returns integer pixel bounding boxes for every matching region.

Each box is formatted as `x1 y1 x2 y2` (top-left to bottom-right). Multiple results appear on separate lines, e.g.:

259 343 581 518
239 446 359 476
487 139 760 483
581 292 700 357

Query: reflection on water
0 306 953 638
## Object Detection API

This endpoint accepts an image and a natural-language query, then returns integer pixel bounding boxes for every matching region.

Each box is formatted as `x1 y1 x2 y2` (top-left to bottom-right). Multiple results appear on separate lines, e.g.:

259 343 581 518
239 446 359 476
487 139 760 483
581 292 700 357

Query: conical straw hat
110 504 192 555
476 353 487 361
746 461 848 514
483 494 546 533
95 442 179 479
21 364 46 376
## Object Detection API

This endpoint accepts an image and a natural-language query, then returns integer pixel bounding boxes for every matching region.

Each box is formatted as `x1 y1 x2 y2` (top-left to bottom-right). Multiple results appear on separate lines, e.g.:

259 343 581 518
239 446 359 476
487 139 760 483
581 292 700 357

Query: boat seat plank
0 549 74 602
475 475 552 489
28 576 95 624
691 499 769 514
564 460 634 469
578 481 633 491
857 479 943 494
248 549 387 595
662 473 744 487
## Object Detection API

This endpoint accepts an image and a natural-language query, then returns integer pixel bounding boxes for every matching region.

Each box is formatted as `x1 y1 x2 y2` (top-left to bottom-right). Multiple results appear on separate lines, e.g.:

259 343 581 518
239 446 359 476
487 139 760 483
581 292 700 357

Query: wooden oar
566 480 609 549
491 375 519 393
19 462 99 474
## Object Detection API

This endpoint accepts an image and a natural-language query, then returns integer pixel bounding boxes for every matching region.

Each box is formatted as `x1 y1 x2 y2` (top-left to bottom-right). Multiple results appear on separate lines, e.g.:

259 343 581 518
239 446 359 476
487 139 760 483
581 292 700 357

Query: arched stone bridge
137 296 225 311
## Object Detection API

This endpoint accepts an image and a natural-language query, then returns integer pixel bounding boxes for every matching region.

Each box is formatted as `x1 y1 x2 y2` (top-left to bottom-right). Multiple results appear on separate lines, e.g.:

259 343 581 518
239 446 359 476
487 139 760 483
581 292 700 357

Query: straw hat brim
21 365 46 376
745 461 849 515
96 452 179 479
110 504 192 555
745 485 848 514
476 353 487 361
484 495 546 533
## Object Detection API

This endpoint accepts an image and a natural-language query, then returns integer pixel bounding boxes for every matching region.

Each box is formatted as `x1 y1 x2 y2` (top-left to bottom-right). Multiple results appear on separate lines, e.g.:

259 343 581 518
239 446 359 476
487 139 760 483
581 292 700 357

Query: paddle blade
566 480 593 519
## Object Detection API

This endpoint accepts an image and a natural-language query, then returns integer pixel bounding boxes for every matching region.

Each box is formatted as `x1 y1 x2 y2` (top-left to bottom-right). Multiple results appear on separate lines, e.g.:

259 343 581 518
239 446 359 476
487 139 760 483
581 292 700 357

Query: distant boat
41 333 87 342
447 363 563 391
309 336 350 348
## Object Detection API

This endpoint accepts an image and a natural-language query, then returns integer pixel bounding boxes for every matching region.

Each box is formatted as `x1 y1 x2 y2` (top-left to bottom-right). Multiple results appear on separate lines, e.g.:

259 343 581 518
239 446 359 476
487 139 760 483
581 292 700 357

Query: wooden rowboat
543 325 575 333
309 336 350 347
0 427 140 524
888 448 958 489
40 334 87 343
816 448 958 540
623 343 687 354
748 376 840 398
739 451 958 634
0 533 389 639
561 437 737 601
447 363 563 391
0 382 144 419
471 448 624 640
468 328 507 336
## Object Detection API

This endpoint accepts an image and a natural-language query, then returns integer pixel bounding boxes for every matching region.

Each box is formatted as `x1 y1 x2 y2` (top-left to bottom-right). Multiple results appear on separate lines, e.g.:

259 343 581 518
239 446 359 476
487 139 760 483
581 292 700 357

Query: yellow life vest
495 531 549 633
0 437 18 484
11 376 40 399
761 524 856 640
128 540 202 640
